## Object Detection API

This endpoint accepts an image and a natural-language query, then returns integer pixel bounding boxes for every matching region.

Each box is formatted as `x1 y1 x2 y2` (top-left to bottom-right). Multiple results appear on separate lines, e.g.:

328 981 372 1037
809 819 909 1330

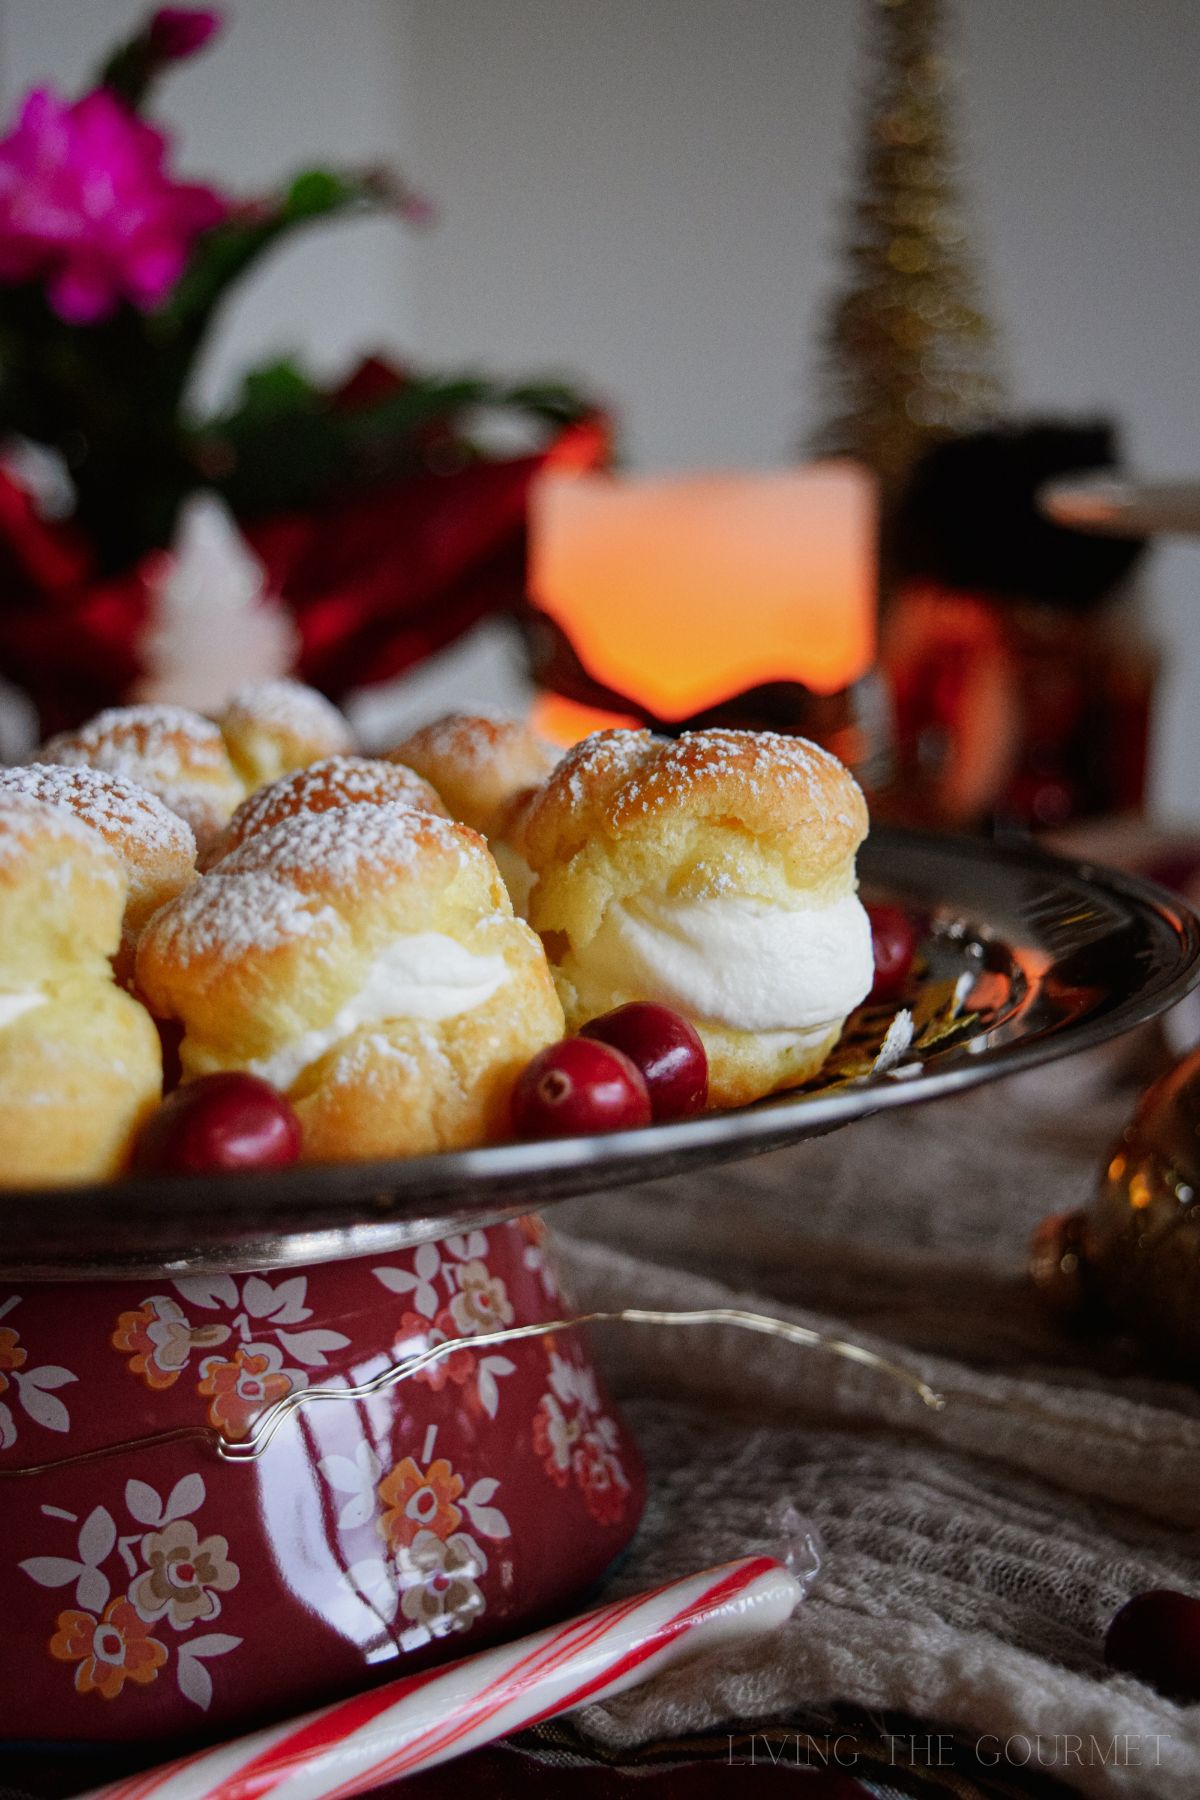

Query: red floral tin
0 1216 643 1744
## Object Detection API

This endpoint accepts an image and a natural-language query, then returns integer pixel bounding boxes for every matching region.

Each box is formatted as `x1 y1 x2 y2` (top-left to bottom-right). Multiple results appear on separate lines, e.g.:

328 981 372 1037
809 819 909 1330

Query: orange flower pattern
0 1324 26 1397
396 1311 475 1392
532 1349 630 1526
10 1232 634 1722
377 1456 463 1552
112 1297 229 1392
50 1598 167 1699
197 1349 293 1442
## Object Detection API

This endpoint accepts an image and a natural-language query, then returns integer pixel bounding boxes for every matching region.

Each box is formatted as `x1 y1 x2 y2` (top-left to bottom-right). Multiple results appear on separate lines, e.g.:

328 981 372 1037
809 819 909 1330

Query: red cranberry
1104 1589 1200 1701
865 902 918 1003
580 1002 708 1120
133 1072 303 1175
512 1038 651 1139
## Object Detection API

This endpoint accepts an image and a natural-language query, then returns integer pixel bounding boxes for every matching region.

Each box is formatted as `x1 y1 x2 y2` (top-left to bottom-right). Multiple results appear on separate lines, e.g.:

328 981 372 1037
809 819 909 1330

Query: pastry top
37 703 244 850
223 802 495 905
0 763 196 937
385 711 558 838
216 678 354 789
525 728 868 876
0 791 126 980
202 755 448 868
140 803 507 980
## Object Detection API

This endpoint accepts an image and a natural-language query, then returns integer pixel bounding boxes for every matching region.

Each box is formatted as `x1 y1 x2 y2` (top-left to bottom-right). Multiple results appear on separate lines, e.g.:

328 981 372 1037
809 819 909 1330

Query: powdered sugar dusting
221 678 352 749
0 764 196 863
216 755 442 859
222 801 477 886
145 870 338 967
323 1027 439 1092
0 790 121 878
557 729 657 807
529 726 866 863
40 704 234 780
645 729 853 823
392 711 557 781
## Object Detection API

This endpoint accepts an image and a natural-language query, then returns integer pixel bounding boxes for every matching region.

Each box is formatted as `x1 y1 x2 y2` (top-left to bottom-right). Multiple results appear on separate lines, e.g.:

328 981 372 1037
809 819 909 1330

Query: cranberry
865 902 918 1003
512 1038 652 1139
1104 1589 1200 1701
580 1002 708 1120
133 1072 303 1175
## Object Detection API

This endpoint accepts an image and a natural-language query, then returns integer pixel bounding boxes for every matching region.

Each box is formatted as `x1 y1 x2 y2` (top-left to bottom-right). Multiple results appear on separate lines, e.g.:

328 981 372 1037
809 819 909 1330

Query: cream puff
137 802 564 1160
0 794 161 1185
522 728 873 1107
201 754 448 869
38 703 244 853
384 712 559 914
0 764 197 986
215 678 354 790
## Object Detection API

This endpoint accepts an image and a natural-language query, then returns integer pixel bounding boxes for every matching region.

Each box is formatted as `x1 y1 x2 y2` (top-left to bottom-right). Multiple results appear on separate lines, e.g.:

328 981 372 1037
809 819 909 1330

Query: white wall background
1 0 1198 811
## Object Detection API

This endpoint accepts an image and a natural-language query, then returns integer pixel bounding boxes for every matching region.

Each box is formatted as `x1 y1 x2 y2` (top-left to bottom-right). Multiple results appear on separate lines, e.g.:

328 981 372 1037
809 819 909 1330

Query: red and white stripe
80 1556 800 1800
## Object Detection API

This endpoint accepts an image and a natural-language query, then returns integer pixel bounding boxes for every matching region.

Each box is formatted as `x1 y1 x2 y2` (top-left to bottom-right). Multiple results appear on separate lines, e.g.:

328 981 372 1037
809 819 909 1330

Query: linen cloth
549 1052 1200 1800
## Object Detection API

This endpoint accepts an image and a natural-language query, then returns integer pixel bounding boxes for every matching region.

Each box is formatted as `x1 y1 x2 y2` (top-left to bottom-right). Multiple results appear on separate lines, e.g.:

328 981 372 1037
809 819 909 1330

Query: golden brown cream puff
0 794 161 1185
216 678 354 790
523 728 873 1107
0 764 197 986
201 754 448 869
37 703 244 853
384 712 559 913
137 802 564 1160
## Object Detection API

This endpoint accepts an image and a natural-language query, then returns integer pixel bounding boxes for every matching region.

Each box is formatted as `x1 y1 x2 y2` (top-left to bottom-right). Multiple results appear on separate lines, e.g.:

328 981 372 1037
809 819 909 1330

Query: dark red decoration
0 1226 643 1744
865 903 918 1003
132 1071 302 1174
1104 1589 1200 1702
0 402 607 739
581 1003 708 1121
512 1037 652 1140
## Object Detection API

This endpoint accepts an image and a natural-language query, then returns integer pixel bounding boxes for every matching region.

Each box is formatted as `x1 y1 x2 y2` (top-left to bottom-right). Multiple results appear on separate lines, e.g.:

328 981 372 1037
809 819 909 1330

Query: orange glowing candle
528 461 876 723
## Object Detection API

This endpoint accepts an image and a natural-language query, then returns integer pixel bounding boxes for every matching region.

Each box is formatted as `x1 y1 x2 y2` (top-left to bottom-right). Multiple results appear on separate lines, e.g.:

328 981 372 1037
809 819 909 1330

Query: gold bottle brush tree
811 0 1006 501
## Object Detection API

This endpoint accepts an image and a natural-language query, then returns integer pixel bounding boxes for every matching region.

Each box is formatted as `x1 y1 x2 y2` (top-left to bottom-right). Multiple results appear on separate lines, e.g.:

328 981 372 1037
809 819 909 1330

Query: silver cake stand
4 828 1197 1280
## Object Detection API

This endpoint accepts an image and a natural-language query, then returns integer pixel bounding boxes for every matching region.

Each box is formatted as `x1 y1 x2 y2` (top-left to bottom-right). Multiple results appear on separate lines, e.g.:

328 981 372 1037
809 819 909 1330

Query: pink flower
0 86 227 323
148 8 223 60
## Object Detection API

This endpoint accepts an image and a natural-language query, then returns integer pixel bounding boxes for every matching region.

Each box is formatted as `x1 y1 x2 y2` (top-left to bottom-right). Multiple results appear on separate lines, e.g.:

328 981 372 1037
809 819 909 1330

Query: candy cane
79 1556 801 1800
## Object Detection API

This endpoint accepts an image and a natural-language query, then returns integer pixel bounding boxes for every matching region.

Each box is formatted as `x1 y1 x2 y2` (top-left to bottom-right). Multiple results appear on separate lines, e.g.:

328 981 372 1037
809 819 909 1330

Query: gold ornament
811 0 1006 495
1030 1050 1200 1368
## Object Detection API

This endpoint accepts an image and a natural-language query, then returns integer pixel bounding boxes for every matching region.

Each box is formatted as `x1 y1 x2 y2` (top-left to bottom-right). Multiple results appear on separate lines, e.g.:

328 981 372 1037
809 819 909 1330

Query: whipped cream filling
248 932 509 1093
0 991 47 1029
573 891 873 1039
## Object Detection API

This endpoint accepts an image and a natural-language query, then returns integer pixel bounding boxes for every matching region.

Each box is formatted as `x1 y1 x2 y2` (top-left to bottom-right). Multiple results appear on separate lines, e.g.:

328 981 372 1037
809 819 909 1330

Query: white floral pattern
373 1229 518 1418
0 1296 76 1450
6 1223 635 1726
113 1272 350 1440
533 1345 632 1527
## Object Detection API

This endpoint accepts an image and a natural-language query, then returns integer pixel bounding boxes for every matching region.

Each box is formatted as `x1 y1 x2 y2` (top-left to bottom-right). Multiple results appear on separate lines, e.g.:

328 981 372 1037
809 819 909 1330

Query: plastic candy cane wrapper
76 1553 811 1800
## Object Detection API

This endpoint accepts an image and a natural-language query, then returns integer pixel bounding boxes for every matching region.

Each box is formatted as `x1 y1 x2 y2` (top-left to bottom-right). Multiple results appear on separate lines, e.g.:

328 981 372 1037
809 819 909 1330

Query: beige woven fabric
551 1058 1200 1799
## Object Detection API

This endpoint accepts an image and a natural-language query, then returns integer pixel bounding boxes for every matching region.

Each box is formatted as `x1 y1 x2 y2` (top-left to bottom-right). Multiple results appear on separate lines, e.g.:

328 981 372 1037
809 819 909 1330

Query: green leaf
96 34 156 110
226 358 322 423
161 168 398 340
